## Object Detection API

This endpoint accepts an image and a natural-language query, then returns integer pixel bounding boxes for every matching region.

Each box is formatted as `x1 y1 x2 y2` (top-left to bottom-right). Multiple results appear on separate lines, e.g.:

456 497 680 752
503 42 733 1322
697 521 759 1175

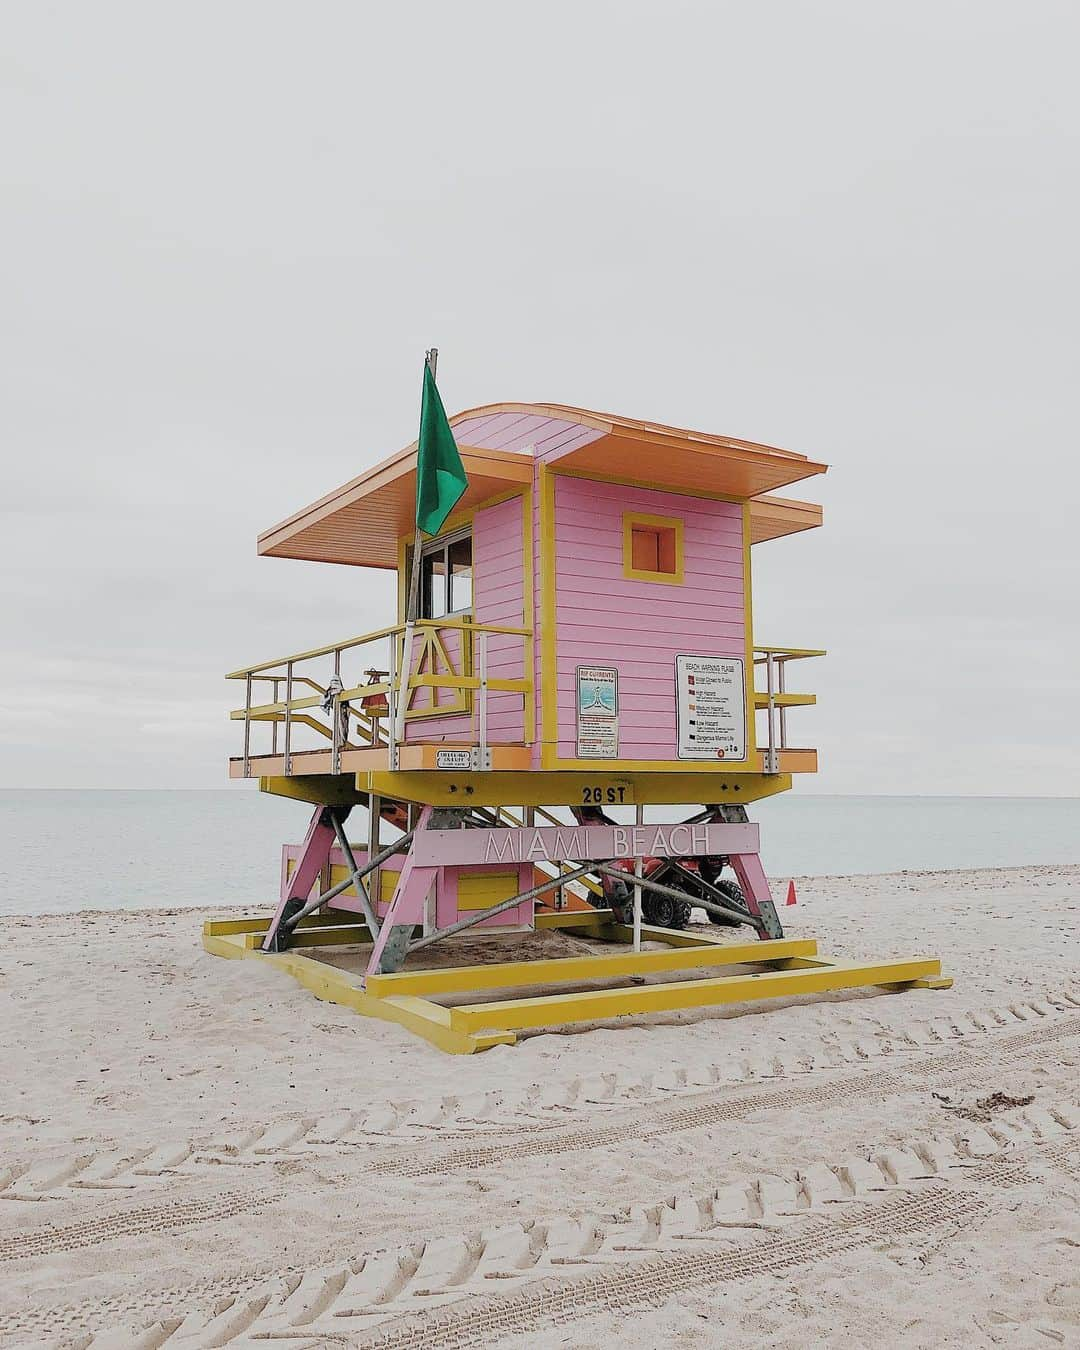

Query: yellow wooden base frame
202 911 952 1055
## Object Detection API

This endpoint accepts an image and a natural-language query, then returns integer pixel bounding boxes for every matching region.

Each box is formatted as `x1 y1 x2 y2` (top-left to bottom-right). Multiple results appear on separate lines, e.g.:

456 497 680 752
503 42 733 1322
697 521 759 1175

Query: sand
1 864 1077 1348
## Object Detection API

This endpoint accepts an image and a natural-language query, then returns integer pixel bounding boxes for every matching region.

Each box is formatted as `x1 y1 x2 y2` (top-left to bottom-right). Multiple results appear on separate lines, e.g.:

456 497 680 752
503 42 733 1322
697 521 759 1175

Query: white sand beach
1 864 1078 1349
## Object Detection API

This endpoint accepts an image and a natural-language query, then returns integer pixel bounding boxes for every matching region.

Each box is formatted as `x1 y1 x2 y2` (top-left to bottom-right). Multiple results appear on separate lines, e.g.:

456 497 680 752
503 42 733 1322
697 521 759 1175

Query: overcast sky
2 2 1077 795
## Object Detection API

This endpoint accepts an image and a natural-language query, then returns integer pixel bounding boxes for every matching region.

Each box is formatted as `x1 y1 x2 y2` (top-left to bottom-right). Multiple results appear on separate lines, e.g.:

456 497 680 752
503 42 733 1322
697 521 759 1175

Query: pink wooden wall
402 627 465 736
404 494 528 744
474 495 526 743
282 844 404 919
550 477 746 761
431 861 533 929
281 844 533 929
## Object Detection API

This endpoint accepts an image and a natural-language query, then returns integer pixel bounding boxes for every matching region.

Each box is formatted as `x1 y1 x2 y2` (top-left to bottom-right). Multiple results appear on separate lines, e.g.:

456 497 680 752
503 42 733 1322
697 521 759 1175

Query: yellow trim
397 516 474 722
398 488 534 740
753 645 827 659
328 864 397 904
357 769 794 809
200 922 513 1054
203 918 948 1054
521 483 536 745
752 692 816 708
397 510 475 625
533 909 613 930
743 501 756 758
539 464 559 770
203 916 948 1055
198 913 354 935
396 627 470 720
456 870 520 912
396 489 529 614
550 756 752 771
257 775 367 808
408 674 529 693
470 485 530 514
228 622 403 679
447 956 949 1036
365 938 820 997
622 510 685 585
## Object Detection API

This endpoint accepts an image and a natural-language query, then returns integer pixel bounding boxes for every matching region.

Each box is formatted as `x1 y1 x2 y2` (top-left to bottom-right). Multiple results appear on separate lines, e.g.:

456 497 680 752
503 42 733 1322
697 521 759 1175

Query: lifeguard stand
204 402 949 1052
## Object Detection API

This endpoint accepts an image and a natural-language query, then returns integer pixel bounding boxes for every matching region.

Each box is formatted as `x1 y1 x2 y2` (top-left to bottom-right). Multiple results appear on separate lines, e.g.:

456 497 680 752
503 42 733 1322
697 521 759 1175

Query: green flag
416 362 467 536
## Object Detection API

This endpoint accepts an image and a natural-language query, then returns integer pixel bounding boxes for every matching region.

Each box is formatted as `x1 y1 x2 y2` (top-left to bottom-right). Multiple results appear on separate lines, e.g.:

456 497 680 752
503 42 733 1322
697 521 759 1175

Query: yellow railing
228 618 534 776
752 645 825 772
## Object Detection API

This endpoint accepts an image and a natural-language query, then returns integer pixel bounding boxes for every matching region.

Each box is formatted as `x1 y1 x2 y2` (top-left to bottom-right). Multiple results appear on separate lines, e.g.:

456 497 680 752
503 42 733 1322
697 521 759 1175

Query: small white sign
676 655 746 760
576 665 618 759
435 749 472 770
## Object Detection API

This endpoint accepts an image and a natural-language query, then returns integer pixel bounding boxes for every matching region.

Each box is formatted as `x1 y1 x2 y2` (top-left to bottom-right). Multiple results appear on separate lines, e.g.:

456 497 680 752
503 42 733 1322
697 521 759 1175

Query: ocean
1 790 1077 918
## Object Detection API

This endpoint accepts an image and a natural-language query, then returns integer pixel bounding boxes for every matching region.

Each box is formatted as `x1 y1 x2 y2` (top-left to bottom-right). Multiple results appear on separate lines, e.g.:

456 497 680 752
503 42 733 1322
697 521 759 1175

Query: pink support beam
727 851 776 936
261 806 337 952
364 805 436 977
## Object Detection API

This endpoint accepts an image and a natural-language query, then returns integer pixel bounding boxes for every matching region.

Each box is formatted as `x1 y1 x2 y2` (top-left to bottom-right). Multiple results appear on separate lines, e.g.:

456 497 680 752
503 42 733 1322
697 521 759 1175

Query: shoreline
5 860 1078 922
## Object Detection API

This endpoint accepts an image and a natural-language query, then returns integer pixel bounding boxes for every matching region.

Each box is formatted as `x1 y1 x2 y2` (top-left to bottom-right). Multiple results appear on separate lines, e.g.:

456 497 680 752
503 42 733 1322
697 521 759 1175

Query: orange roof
258 402 827 568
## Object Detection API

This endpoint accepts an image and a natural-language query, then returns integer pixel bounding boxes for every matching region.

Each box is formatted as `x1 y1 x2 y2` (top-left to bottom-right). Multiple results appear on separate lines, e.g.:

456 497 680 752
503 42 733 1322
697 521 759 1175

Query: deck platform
202 911 951 1055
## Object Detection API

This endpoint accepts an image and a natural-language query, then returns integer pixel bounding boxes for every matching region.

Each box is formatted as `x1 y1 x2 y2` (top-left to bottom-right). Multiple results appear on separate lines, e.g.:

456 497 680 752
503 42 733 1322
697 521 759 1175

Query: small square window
623 513 684 584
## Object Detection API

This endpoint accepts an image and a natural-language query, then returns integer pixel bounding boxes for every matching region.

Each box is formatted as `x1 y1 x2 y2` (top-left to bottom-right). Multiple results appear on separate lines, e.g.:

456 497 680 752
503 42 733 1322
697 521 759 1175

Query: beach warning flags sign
785 880 797 906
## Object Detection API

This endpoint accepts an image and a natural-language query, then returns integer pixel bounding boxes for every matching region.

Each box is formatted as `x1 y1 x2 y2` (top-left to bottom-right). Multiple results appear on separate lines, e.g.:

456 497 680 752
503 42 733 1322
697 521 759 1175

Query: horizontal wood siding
552 477 746 761
402 625 468 741
403 493 527 743
435 862 534 929
474 495 526 743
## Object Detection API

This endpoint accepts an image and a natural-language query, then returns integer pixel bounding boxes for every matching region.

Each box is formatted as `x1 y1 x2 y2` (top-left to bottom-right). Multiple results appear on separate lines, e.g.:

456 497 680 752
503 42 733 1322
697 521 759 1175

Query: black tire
642 892 692 930
708 878 750 927
600 875 634 925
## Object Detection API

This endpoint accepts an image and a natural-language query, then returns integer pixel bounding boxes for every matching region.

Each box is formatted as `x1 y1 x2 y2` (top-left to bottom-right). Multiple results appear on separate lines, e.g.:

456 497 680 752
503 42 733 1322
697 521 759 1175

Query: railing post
243 673 252 778
271 678 280 756
387 637 398 771
284 660 294 776
633 803 644 953
368 793 382 928
778 656 788 750
331 648 342 777
765 651 778 774
474 629 490 771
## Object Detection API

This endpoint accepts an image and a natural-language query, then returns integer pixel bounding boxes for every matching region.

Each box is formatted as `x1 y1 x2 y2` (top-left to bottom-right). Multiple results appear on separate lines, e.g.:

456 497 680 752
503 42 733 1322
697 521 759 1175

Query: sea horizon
2 788 1077 917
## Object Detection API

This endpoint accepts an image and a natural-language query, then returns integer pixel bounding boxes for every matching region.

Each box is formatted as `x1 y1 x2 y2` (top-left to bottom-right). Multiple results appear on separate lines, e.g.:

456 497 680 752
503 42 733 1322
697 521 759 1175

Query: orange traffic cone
785 880 797 906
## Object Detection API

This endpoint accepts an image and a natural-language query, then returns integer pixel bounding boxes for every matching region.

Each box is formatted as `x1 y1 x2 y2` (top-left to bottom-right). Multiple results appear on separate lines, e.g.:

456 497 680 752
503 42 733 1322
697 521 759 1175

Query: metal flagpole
393 348 437 764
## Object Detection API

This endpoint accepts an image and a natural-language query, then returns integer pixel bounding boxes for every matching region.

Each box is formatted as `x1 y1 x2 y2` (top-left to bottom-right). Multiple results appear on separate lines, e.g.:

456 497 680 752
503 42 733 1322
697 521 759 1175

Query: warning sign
575 665 619 759
676 655 746 760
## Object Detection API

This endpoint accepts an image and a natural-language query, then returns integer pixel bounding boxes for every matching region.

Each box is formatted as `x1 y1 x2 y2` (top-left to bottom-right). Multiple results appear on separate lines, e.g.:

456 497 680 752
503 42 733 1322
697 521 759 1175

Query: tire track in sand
2 992 1076 1201
3 1010 1074 1277
54 1101 1079 1348
0 1191 276 1265
360 1013 1080 1179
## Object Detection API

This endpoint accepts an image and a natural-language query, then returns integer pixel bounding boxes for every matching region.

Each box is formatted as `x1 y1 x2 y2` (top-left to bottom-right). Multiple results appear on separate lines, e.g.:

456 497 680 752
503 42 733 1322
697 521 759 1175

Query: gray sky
3 2 1077 794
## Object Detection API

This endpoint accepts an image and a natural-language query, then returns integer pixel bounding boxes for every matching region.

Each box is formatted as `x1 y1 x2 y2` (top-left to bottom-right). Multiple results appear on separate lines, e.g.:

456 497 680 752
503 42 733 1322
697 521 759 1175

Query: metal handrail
752 646 827 661
231 617 533 772
752 644 824 772
227 617 531 681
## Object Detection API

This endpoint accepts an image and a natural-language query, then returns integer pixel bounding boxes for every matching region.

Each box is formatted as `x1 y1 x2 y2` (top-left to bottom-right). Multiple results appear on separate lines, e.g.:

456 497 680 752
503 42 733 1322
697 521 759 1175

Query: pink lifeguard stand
205 398 950 1052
